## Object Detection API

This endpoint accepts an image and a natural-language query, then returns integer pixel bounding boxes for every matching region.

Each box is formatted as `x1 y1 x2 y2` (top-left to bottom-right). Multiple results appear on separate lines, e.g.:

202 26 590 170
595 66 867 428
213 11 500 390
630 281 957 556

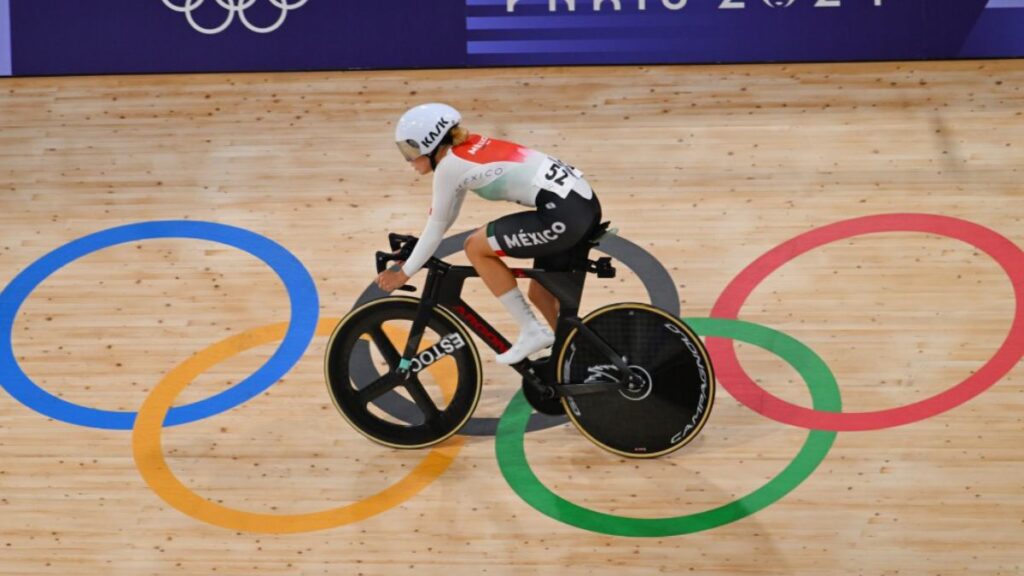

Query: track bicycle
324 224 715 458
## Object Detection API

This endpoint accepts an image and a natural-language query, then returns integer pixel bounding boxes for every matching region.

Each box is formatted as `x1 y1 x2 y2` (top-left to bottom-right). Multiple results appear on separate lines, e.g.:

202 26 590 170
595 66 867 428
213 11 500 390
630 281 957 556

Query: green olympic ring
495 317 842 537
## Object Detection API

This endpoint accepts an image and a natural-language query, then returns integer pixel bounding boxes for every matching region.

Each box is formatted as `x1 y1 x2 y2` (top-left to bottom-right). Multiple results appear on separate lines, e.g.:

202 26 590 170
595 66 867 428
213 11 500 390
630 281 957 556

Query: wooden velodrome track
1 59 1022 575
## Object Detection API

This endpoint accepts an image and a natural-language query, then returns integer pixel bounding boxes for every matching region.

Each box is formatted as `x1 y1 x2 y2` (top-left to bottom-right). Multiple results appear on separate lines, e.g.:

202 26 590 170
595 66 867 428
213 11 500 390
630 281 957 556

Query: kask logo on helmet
421 118 454 150
396 104 462 161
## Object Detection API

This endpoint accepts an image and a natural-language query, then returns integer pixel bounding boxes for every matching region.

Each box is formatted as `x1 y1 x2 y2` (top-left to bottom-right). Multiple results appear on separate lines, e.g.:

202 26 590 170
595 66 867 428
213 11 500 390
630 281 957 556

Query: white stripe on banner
987 0 1024 8
0 0 11 76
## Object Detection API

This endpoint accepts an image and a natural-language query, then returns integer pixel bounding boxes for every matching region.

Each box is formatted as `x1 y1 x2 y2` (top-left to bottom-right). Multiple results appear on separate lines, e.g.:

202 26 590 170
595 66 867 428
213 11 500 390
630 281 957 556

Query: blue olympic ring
0 221 319 430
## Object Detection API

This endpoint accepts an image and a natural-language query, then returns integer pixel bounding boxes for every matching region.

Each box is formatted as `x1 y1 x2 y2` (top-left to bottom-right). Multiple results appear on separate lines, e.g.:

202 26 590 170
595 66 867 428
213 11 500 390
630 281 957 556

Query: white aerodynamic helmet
395 103 462 164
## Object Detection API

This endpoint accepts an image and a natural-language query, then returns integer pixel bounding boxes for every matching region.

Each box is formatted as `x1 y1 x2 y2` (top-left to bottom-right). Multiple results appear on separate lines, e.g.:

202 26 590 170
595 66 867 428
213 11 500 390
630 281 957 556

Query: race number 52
535 156 582 198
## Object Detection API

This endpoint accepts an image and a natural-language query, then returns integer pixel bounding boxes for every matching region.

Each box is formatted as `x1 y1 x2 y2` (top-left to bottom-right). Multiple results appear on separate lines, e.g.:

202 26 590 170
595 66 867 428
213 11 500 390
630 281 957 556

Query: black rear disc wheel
557 303 715 458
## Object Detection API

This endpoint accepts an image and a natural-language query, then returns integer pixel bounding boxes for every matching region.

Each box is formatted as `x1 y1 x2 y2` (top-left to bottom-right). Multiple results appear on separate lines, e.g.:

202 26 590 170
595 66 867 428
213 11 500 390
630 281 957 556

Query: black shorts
485 189 602 270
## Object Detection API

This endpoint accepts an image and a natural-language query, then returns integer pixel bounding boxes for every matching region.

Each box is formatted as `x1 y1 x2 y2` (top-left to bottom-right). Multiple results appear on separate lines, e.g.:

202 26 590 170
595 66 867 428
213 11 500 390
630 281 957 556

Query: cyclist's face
410 155 432 175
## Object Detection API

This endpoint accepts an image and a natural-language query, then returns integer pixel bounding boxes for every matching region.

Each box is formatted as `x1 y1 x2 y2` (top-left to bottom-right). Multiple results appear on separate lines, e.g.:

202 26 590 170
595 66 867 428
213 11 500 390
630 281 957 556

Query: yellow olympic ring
131 318 464 534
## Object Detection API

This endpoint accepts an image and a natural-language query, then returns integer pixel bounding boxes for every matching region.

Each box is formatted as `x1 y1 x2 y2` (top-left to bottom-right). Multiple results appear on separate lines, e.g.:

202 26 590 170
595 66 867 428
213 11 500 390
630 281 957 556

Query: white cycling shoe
496 323 555 365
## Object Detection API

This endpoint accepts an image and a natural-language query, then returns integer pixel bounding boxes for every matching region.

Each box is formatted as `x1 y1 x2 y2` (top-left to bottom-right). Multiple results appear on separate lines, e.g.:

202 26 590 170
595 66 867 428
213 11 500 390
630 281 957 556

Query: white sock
498 287 542 330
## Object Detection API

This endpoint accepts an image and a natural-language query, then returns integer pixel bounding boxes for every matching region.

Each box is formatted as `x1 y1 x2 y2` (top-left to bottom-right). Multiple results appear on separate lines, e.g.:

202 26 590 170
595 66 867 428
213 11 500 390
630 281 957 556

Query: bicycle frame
396 259 580 362
334 229 716 456
391 241 635 399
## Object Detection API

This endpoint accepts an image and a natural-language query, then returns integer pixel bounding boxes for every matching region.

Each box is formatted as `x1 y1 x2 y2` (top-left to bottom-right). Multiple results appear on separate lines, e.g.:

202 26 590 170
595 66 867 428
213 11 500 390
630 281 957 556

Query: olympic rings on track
132 319 463 534
0 221 319 429
495 318 841 537
709 213 1024 431
2 215 1021 535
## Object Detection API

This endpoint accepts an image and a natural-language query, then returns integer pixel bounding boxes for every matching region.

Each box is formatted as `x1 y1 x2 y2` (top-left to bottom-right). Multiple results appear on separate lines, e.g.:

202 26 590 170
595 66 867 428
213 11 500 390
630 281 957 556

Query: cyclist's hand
375 264 409 293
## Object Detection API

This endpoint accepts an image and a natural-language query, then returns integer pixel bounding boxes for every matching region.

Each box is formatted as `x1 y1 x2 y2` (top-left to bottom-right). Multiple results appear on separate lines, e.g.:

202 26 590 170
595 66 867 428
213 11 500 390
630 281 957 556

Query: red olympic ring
709 213 1024 431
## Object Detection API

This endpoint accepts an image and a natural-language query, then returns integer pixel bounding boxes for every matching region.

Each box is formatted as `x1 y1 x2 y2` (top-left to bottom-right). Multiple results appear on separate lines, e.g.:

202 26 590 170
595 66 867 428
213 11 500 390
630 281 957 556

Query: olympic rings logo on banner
0 214 1021 535
161 0 309 35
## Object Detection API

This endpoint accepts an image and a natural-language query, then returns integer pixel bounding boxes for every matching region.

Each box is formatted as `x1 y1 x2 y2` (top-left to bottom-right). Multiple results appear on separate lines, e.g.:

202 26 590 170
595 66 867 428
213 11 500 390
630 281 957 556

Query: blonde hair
452 126 471 146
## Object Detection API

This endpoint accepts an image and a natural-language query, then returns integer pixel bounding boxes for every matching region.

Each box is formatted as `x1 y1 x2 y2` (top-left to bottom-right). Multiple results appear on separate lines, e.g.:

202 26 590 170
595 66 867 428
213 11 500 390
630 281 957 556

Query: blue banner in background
0 0 11 77
9 0 467 76
962 0 1024 56
3 0 1022 77
466 0 990 66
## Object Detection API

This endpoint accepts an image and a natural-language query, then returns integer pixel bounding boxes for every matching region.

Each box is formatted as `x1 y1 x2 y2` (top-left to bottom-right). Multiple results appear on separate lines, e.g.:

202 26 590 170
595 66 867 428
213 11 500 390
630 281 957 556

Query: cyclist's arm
401 165 465 277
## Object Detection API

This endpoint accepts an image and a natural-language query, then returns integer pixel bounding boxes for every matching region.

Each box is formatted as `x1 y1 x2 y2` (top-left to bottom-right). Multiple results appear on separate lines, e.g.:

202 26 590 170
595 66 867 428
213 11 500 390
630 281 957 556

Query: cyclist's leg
465 218 553 365
486 191 599 265
528 280 558 330
479 190 601 364
529 188 602 328
473 203 584 363
465 229 557 337
464 227 516 298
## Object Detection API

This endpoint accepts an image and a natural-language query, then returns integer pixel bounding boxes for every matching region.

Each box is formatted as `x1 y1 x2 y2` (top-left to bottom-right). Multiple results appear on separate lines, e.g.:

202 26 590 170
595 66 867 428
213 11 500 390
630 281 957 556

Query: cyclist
375 103 603 365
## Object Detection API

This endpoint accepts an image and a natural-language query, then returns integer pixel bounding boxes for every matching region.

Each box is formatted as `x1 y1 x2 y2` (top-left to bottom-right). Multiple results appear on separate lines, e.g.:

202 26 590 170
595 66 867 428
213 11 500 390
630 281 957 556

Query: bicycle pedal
521 356 565 416
522 379 565 416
